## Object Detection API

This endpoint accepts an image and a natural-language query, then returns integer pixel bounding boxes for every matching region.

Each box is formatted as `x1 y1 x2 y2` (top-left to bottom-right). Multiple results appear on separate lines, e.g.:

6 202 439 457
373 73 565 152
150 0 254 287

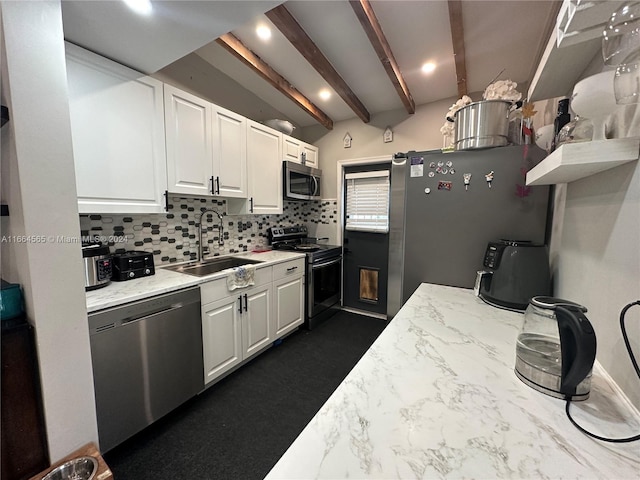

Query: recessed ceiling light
421 62 436 74
122 0 153 15
319 89 331 101
256 25 272 41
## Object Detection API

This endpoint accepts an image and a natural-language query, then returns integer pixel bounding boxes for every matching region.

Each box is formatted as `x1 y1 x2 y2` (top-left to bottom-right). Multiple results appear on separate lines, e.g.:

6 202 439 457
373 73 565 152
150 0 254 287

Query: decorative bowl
264 119 295 135
534 124 554 152
571 70 618 140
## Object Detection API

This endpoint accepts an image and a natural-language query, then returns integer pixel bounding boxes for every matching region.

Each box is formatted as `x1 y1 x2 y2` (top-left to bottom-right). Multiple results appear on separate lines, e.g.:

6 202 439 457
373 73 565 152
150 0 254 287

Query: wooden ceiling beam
447 0 468 98
266 5 371 123
349 0 415 114
216 33 334 130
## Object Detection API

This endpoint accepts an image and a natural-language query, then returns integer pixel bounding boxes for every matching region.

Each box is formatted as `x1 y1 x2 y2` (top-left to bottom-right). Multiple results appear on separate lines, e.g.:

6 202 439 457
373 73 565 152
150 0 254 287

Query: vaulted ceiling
62 0 561 130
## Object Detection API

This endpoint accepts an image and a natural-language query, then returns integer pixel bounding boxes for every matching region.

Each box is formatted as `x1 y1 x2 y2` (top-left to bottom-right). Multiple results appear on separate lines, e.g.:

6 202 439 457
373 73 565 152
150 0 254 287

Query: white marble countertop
85 251 305 313
266 283 640 479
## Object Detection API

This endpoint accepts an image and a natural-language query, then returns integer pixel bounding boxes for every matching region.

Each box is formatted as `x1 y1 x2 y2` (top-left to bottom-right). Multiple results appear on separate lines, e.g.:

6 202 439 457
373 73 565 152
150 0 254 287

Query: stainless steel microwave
283 161 321 201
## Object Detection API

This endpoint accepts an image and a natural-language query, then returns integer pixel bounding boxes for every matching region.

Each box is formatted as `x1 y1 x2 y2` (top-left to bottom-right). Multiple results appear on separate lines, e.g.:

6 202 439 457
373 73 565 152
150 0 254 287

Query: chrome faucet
197 209 224 262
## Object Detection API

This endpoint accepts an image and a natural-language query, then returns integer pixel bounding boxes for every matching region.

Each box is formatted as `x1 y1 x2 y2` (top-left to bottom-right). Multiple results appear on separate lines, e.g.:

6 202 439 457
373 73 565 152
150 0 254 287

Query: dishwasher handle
122 301 191 325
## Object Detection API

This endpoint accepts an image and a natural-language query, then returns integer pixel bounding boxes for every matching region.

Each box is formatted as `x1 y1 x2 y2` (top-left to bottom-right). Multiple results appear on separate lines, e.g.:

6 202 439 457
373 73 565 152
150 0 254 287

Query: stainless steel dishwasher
89 287 203 453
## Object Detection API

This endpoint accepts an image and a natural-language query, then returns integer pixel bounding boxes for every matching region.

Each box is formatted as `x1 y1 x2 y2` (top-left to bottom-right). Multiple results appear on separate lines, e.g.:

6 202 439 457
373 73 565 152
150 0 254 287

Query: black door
342 164 390 316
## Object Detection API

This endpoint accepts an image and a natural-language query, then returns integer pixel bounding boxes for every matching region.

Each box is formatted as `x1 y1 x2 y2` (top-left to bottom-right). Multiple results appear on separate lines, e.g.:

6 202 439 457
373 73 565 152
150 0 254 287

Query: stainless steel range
268 226 342 329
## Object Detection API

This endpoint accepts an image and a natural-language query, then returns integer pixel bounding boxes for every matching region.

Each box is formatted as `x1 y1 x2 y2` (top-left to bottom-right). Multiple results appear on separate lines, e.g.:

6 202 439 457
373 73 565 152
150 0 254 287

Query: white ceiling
61 0 559 129
61 0 283 74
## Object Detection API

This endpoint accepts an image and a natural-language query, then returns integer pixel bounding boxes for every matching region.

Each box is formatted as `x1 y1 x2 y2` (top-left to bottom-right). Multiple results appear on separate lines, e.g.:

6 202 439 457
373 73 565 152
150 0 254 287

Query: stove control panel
268 225 307 242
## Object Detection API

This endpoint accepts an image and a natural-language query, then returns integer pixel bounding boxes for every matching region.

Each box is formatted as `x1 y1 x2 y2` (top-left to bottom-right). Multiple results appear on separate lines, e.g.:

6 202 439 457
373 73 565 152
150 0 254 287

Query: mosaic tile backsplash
80 196 338 266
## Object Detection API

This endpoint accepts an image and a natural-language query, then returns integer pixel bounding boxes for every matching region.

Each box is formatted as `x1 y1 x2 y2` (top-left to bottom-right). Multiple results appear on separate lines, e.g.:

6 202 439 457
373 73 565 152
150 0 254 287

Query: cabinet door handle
238 296 243 314
215 176 220 195
164 190 169 212
249 197 254 213
286 266 298 272
243 293 248 312
210 176 215 195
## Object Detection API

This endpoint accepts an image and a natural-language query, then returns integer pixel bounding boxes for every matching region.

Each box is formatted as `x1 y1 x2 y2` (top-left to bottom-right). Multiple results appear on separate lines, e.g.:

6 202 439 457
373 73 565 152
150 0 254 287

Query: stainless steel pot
454 100 511 150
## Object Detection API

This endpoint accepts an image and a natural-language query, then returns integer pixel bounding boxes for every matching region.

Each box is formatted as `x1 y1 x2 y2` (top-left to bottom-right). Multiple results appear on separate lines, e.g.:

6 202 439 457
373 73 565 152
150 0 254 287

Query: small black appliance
111 251 155 281
475 239 551 311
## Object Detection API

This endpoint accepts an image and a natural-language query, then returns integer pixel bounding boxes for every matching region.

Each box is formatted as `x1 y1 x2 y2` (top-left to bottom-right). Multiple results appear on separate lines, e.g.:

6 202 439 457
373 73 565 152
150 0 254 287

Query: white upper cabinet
164 85 213 196
283 135 302 163
245 120 283 215
283 134 318 168
164 85 247 198
301 143 318 168
212 106 247 198
66 43 168 214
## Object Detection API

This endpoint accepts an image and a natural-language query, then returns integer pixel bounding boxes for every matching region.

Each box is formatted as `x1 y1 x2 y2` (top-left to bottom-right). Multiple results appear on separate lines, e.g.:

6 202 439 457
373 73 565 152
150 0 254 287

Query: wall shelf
526 138 640 186
527 1 621 102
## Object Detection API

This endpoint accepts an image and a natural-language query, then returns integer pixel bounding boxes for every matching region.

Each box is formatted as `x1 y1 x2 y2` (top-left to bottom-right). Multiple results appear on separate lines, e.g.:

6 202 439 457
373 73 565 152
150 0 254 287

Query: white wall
534 52 640 409
554 161 640 409
302 96 460 199
0 0 99 461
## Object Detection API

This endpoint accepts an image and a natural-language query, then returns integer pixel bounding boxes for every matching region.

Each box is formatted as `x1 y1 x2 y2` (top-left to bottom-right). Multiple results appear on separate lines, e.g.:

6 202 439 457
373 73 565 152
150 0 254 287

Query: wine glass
615 62 640 104
602 2 640 66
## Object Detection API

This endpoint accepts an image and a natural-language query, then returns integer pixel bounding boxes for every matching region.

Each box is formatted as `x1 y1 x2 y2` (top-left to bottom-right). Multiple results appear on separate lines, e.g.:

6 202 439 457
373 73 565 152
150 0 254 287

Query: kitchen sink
164 257 264 277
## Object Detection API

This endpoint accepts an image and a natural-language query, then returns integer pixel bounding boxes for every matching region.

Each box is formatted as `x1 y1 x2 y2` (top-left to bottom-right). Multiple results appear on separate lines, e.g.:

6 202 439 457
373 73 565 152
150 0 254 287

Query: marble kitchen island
266 283 640 479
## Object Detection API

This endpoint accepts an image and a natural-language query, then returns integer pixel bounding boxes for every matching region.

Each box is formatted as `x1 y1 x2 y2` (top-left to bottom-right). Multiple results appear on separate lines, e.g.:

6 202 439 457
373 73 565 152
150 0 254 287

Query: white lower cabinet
200 258 304 386
273 259 305 337
240 284 272 359
201 294 243 384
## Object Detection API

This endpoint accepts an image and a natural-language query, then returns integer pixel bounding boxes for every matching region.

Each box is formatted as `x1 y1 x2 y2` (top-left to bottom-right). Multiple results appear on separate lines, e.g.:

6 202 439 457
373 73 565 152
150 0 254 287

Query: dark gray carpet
104 310 387 479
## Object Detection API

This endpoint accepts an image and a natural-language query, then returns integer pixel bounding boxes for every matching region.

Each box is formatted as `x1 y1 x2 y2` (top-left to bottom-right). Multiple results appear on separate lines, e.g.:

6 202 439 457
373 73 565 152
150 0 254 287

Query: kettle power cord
565 300 640 443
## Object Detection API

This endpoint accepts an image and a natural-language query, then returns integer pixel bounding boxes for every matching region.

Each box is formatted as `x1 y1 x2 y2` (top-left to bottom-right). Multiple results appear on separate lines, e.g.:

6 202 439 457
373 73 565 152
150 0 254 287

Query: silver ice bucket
454 100 511 151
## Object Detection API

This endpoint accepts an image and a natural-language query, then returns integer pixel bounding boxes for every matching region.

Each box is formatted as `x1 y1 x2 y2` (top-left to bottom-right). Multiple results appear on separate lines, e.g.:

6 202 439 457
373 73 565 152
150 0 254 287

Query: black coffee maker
474 239 551 311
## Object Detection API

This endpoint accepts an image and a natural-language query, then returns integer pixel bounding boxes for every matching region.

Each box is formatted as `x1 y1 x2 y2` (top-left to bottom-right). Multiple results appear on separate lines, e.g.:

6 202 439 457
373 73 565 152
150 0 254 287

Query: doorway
342 163 391 317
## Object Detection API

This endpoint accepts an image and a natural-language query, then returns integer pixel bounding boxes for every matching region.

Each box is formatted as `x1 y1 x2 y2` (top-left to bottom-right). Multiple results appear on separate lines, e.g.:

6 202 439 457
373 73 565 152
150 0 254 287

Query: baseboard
340 307 388 320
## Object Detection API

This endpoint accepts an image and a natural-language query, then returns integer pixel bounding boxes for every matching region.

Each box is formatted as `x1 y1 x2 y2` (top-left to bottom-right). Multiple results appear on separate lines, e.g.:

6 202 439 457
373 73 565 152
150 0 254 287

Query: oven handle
311 256 342 270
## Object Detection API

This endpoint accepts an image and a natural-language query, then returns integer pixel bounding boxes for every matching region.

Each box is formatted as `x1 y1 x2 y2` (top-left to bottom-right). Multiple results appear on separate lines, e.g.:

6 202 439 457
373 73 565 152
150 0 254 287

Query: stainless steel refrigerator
387 145 550 317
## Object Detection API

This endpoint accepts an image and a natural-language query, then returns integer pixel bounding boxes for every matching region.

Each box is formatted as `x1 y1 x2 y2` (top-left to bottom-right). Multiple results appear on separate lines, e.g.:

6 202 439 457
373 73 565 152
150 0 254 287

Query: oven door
308 256 342 318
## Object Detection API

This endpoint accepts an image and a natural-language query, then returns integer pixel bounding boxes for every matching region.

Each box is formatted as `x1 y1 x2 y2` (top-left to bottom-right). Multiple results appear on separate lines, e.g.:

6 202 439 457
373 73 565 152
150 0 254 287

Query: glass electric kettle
515 297 597 401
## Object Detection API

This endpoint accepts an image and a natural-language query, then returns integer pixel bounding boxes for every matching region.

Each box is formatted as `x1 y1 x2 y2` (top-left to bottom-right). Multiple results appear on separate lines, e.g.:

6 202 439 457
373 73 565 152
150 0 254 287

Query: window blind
345 170 390 233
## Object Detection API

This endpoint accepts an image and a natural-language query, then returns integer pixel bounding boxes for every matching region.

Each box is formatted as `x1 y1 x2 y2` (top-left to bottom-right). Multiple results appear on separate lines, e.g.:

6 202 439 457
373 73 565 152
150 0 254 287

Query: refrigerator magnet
463 173 472 190
438 180 452 191
485 171 494 188
410 156 424 177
